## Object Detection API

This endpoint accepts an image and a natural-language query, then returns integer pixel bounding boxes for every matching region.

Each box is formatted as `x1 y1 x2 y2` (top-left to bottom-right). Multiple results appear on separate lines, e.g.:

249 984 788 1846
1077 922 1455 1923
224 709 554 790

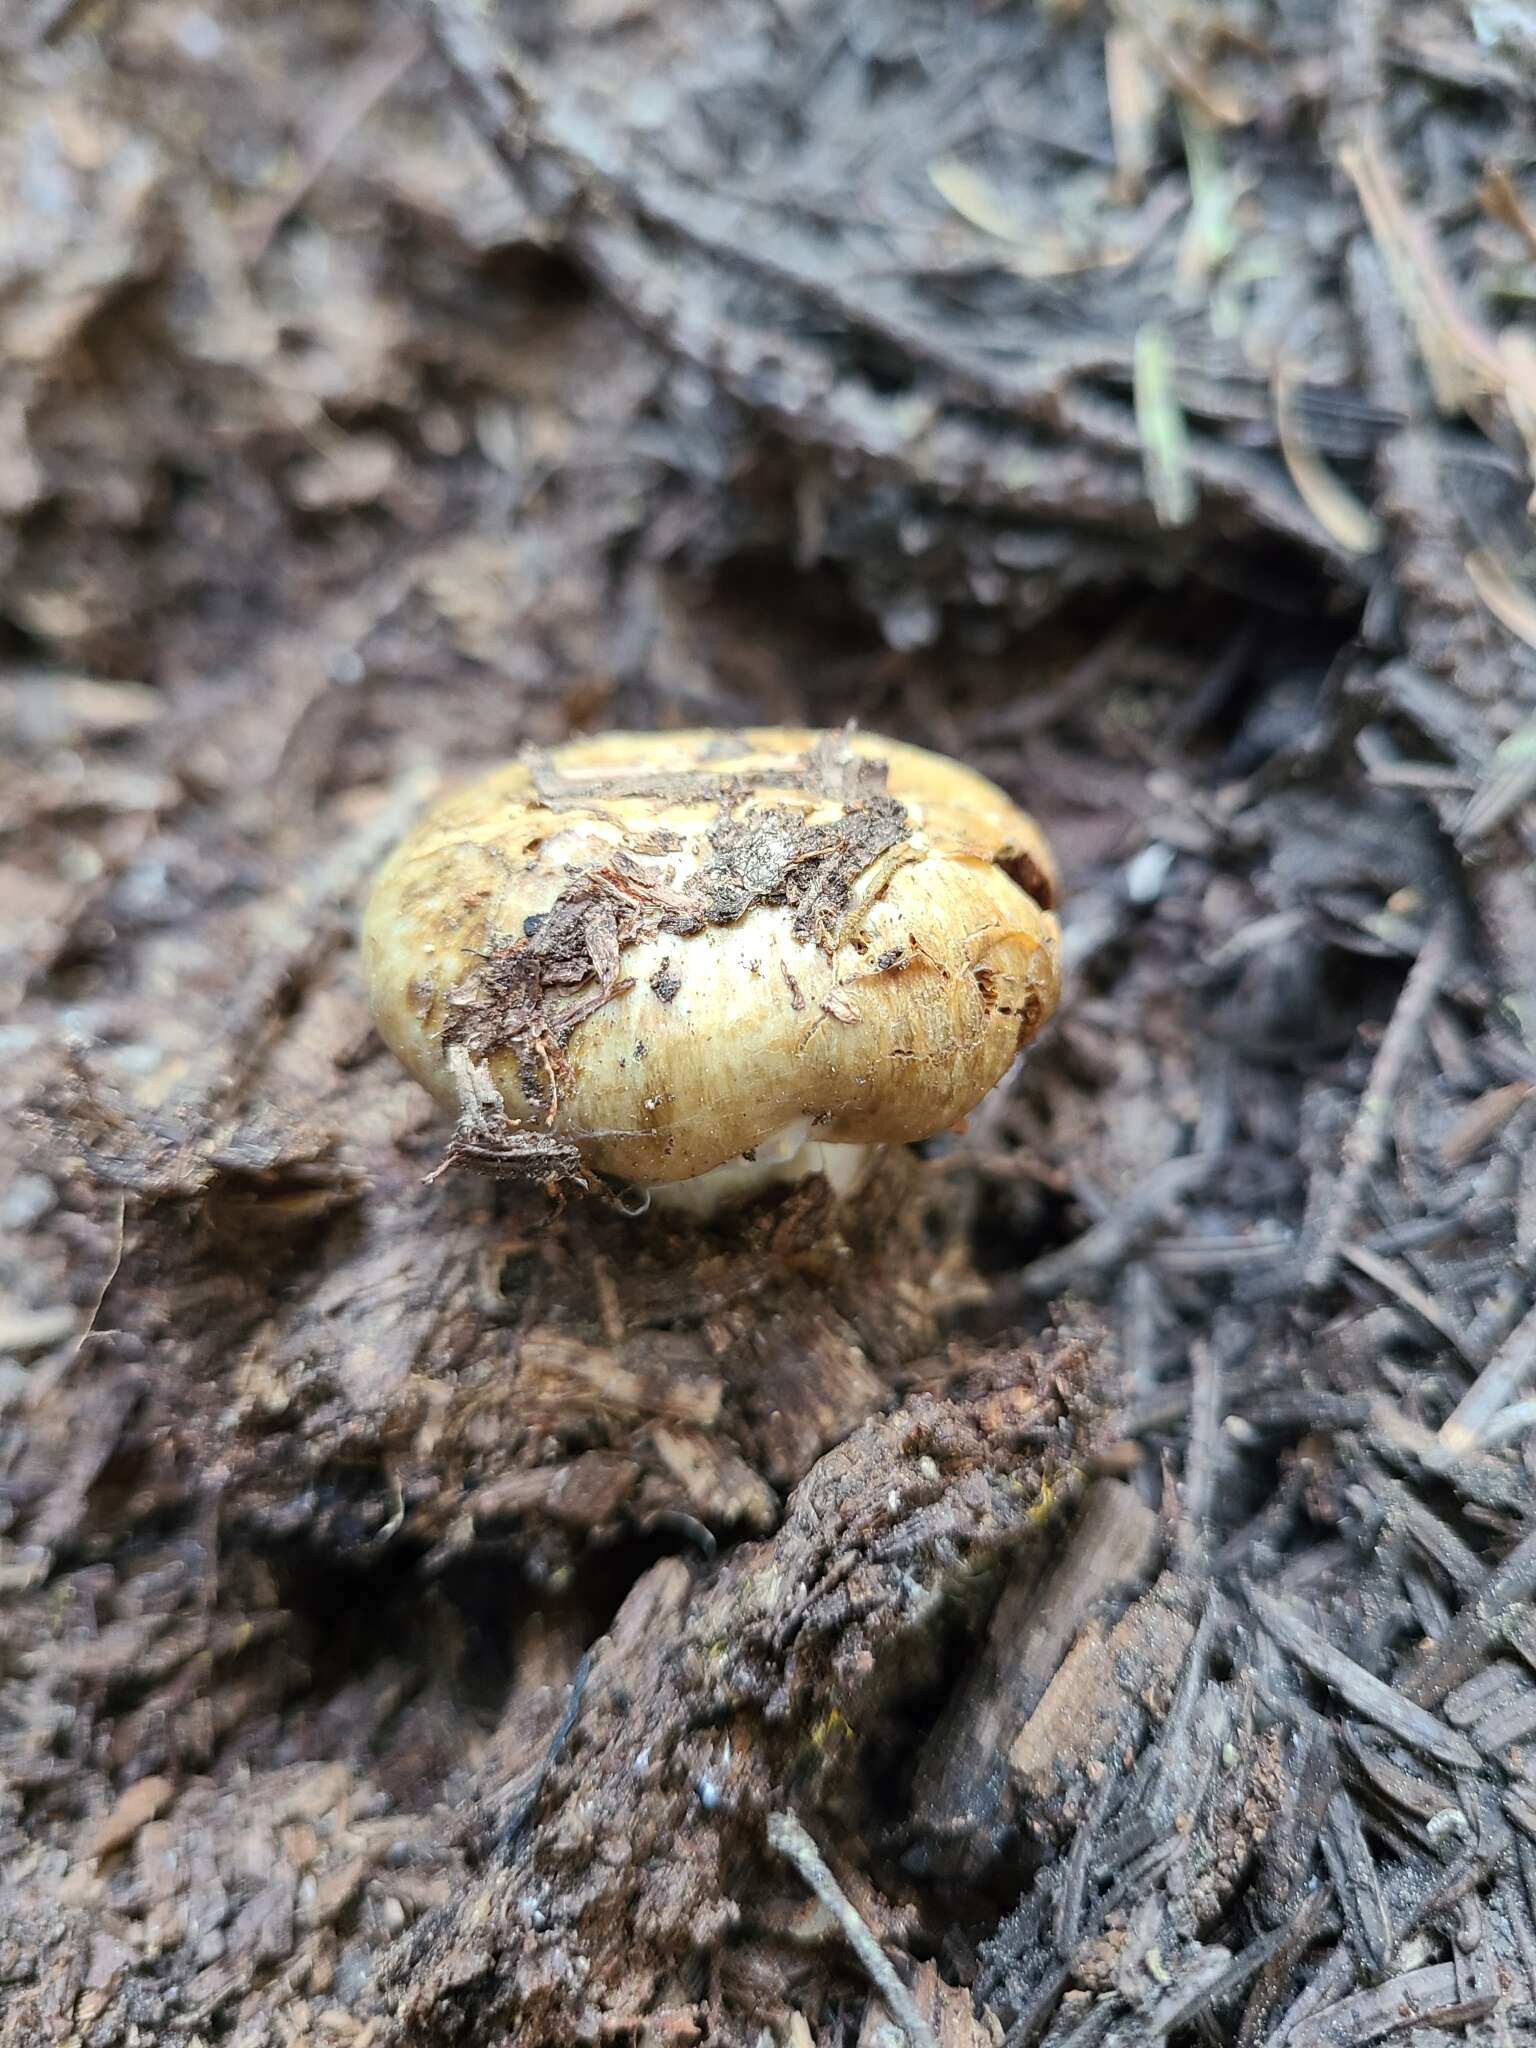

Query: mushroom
363 727 1060 1212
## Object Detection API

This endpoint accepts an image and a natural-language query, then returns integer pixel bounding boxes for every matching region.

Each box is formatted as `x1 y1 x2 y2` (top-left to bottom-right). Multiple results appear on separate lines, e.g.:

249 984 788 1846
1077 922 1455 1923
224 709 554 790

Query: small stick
244 21 426 258
1247 1584 1479 1769
1175 1333 1223 1574
498 1650 592 1851
1439 1299 1536 1451
1304 915 1452 1290
766 1813 940 2048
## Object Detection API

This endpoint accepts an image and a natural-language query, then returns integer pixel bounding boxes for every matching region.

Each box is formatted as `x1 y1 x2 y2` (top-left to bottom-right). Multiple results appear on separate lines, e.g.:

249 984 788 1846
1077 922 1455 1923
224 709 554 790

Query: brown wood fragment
86 1775 175 1860
1009 1573 1197 1810
912 1478 1160 1868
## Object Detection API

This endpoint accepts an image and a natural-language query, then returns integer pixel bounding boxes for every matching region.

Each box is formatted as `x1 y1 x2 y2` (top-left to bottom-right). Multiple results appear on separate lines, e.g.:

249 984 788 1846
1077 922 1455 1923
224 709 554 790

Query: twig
766 1812 940 2048
1401 1525 1536 1708
1439 1300 1536 1450
1018 1153 1215 1298
1340 1243 1473 1358
1319 1789 1392 1978
244 21 427 258
1175 1334 1224 1574
1340 137 1506 412
1304 915 1453 1290
498 1650 592 1850
1480 1397 1536 1449
1246 1584 1480 1769
63 1191 126 1378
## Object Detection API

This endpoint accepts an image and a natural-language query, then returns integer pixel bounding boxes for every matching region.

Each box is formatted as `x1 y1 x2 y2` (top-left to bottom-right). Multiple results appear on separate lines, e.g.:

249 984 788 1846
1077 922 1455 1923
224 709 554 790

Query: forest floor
3 1 1536 2044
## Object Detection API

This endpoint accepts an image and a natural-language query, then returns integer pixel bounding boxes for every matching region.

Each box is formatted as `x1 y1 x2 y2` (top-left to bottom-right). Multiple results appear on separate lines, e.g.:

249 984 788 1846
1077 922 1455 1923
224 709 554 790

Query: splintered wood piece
911 1479 1160 1863
1009 1573 1198 1802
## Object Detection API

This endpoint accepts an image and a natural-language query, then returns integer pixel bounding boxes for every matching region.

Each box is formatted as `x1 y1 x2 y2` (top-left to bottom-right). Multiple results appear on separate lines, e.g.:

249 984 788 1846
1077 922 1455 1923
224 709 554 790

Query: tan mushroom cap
363 728 1061 1188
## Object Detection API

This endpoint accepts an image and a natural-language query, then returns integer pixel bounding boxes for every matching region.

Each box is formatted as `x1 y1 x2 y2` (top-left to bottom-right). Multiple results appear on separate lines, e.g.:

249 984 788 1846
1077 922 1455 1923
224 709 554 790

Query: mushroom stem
642 1124 881 1218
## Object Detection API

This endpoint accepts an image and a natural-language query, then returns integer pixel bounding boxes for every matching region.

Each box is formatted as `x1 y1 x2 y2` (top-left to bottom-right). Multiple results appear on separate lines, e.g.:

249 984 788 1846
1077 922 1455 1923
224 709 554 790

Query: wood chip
87 1775 175 1860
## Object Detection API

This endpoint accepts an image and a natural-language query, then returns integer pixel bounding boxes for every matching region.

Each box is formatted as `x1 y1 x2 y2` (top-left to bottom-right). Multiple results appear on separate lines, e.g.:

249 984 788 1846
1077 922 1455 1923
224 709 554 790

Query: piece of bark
909 1478 1160 1874
17 1139 951 1579
1009 1572 1198 1823
379 1373 1100 2047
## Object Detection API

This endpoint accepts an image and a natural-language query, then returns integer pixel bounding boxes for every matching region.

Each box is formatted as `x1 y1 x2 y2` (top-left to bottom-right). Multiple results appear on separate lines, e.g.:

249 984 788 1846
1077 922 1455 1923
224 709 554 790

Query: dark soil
3 1 1536 2044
